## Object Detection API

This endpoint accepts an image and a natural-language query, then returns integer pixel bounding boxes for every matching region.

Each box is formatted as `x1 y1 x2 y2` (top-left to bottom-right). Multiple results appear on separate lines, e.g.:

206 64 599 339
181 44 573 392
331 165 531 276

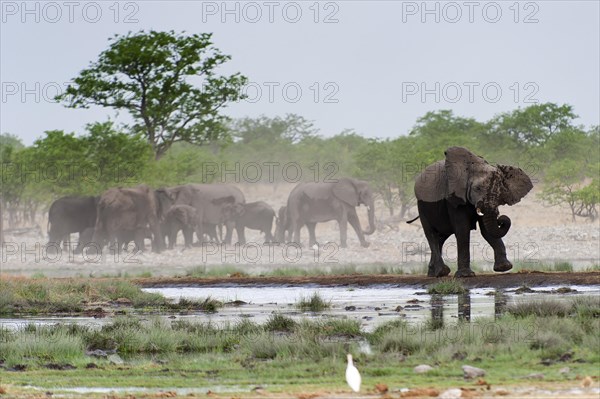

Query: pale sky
1 1 599 145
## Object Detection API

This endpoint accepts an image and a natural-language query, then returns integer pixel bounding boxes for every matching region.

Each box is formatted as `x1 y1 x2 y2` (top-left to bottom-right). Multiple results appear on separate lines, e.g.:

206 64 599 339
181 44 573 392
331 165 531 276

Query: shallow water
3 284 598 333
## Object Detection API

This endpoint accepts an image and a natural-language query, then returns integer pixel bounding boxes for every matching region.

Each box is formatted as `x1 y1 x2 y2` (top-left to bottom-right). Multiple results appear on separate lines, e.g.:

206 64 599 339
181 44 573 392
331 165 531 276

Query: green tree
573 179 600 222
488 103 577 149
56 30 247 159
26 122 153 198
540 159 593 222
231 114 317 145
1 135 26 232
355 139 398 216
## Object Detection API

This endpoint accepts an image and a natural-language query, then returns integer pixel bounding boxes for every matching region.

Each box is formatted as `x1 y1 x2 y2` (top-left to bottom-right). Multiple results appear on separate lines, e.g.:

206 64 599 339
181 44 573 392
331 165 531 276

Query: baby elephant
163 205 202 249
223 201 275 244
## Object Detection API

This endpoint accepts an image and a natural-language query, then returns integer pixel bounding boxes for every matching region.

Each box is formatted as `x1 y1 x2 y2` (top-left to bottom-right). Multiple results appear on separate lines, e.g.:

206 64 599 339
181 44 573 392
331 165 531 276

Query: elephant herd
46 178 377 256
45 147 533 278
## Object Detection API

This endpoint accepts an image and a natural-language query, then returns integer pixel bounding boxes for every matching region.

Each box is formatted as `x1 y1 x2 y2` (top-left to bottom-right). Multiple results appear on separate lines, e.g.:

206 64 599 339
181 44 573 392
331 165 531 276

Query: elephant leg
450 208 476 278
347 211 369 248
306 222 317 247
168 226 177 249
264 225 274 243
61 233 70 252
183 227 193 249
134 229 146 252
339 214 348 248
292 220 302 247
480 221 512 272
423 229 450 277
223 222 234 245
454 227 475 278
236 223 246 245
194 224 205 248
418 207 450 277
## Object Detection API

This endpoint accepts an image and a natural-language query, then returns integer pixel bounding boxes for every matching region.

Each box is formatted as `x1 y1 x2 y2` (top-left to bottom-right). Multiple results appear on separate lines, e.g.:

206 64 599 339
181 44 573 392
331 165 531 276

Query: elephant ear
332 178 359 207
444 147 487 207
497 165 533 205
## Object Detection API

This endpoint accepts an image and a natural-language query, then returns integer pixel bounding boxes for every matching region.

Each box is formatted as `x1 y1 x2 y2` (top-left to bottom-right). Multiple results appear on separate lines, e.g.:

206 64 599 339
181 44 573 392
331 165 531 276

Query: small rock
394 305 403 312
375 383 388 393
555 287 577 294
559 352 573 362
514 286 535 294
452 351 467 361
559 367 570 374
374 307 382 311
414 364 434 374
108 354 124 365
113 297 132 305
438 388 462 398
407 299 424 303
581 376 593 388
462 365 485 379
524 373 544 380
345 306 356 311
86 349 108 358
44 363 76 370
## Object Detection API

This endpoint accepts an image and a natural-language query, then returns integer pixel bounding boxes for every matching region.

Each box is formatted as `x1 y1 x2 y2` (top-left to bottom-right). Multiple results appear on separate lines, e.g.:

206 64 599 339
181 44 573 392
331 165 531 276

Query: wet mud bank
134 270 600 289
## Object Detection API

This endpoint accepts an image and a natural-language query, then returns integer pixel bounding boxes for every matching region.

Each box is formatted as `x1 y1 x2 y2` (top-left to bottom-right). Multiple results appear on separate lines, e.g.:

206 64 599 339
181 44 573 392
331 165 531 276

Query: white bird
346 353 361 393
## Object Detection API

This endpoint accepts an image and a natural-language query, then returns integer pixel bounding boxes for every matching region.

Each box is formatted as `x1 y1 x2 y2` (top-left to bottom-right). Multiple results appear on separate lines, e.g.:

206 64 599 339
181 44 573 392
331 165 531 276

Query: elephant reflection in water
428 290 507 327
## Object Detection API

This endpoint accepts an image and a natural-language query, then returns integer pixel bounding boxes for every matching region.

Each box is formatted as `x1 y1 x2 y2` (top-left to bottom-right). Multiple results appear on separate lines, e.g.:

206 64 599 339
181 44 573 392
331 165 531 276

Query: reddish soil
134 270 600 289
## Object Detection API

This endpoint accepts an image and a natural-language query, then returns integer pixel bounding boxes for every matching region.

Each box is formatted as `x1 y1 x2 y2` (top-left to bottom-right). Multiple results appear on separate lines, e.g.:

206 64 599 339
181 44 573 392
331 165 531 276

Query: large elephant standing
411 146 533 278
222 201 276 244
167 184 245 245
93 185 172 253
286 178 376 248
47 195 99 253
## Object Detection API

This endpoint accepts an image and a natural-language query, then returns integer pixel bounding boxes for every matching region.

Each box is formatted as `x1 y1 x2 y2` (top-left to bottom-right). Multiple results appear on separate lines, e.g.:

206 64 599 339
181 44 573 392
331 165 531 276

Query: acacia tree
56 31 247 159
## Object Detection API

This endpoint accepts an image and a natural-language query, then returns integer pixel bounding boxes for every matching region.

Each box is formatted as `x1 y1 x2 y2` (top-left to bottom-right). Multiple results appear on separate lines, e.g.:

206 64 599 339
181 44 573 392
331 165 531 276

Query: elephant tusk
476 208 484 216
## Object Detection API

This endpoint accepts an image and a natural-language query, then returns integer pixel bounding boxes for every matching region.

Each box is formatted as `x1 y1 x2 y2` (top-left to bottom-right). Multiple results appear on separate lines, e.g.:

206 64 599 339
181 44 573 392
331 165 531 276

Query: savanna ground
0 185 599 398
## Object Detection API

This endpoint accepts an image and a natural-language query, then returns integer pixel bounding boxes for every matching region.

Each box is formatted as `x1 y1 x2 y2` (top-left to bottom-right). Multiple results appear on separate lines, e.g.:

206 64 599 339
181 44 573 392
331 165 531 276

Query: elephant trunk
274 219 283 242
362 203 376 236
481 211 511 239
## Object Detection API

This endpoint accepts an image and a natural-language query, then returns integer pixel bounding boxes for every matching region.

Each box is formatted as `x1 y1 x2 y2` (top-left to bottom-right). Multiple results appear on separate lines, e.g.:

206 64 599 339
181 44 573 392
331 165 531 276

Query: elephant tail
406 215 420 224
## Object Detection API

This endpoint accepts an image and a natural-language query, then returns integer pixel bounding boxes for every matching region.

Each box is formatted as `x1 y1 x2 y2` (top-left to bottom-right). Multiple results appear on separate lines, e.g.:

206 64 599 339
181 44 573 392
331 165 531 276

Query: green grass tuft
427 280 468 295
296 292 331 312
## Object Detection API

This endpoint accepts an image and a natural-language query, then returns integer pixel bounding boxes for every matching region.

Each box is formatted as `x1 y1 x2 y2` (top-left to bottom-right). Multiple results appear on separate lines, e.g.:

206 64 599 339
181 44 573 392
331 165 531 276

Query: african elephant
93 185 172 253
46 195 99 253
410 146 533 278
166 184 245 245
274 205 292 243
162 205 202 249
222 201 276 244
286 178 376 248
